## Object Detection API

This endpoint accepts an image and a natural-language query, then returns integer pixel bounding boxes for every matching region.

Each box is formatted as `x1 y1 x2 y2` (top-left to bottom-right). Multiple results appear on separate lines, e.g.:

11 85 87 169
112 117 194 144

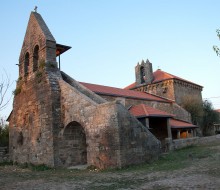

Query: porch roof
170 119 198 129
129 104 174 118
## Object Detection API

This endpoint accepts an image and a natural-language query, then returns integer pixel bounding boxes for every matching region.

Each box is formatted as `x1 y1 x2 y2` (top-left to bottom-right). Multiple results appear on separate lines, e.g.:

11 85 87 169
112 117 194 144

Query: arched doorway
59 121 87 167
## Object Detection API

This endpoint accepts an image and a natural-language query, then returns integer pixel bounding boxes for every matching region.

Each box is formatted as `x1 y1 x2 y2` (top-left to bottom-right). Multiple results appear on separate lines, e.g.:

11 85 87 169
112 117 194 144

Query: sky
0 0 220 119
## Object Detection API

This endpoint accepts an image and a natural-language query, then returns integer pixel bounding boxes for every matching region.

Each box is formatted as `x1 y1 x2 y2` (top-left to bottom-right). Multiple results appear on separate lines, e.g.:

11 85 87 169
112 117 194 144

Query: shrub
0 124 9 147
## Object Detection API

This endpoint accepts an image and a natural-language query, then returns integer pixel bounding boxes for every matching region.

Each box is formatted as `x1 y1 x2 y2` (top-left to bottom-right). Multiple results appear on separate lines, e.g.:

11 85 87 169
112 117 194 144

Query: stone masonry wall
9 67 62 167
173 80 203 105
134 80 175 101
58 80 121 168
19 12 56 78
172 135 220 150
98 95 191 123
116 103 161 166
146 80 175 101
58 78 161 169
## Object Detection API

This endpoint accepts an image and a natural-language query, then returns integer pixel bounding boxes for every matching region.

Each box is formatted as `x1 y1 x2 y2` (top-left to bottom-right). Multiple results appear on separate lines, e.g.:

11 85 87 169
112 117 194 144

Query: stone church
8 11 203 169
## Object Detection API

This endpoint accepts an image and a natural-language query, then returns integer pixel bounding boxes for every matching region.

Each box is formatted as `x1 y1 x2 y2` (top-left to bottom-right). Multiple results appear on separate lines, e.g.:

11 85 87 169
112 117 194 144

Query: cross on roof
34 6 38 12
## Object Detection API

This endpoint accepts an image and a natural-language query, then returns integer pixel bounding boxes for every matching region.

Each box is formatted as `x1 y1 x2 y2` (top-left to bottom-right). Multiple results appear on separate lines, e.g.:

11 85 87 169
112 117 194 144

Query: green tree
213 29 220 57
0 118 9 146
201 100 219 136
181 95 203 125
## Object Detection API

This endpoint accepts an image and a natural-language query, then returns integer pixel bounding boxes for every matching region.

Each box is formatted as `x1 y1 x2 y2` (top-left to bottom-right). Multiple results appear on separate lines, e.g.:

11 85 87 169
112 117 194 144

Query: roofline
136 115 173 118
153 70 203 88
170 118 198 129
94 92 170 103
125 69 203 90
171 126 198 129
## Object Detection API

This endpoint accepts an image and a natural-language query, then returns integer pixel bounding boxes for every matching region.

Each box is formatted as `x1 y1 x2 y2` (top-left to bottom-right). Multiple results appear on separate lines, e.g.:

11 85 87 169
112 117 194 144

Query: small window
33 45 39 72
24 52 29 76
140 66 145 83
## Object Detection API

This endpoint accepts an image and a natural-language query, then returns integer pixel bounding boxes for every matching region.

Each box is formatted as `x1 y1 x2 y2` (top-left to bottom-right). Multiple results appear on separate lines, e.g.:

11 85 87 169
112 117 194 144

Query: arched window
33 45 39 72
24 52 29 76
140 66 145 83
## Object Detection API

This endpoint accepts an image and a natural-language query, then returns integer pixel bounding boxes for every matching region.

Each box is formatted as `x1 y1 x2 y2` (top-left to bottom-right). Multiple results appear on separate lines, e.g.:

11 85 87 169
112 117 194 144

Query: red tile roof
124 69 203 89
129 104 174 118
152 69 202 86
215 109 220 113
80 82 171 102
170 119 197 129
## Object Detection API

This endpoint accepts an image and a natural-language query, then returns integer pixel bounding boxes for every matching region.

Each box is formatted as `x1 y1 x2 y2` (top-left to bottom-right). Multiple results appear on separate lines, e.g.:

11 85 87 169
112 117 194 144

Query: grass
1 143 219 189
1 144 216 173
17 163 52 171
104 145 215 173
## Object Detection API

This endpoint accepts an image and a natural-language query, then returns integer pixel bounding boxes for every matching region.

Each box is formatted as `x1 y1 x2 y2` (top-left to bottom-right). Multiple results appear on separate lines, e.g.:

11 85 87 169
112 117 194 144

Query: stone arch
33 45 39 72
59 121 87 167
24 52 30 76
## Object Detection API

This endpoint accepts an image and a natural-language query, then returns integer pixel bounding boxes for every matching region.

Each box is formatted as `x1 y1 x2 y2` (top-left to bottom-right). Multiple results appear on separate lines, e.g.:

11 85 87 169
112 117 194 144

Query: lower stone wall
0 147 9 162
172 135 220 150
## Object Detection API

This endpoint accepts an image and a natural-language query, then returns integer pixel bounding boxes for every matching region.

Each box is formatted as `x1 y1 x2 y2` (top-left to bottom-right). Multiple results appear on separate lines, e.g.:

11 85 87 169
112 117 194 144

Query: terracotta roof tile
215 109 220 113
170 119 197 129
129 104 174 118
152 69 202 87
80 82 171 102
124 82 136 90
80 82 172 102
124 69 203 89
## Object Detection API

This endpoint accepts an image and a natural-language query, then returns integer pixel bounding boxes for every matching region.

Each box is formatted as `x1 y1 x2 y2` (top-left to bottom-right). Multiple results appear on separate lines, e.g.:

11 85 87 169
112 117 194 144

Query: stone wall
97 94 191 123
134 79 203 107
0 147 9 162
146 80 175 101
9 67 62 167
58 78 161 169
173 80 203 105
172 135 220 150
116 104 161 166
19 12 56 78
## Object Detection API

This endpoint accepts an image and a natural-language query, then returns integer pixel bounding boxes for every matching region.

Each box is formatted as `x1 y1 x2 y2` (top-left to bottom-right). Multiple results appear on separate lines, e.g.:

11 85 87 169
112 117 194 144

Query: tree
0 117 9 146
0 70 12 111
181 95 203 125
181 96 219 136
201 100 219 136
213 29 220 57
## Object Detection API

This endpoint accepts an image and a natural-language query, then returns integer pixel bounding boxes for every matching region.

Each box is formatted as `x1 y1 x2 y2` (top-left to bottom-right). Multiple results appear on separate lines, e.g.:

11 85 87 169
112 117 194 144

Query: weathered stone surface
58 78 161 169
173 134 220 150
99 94 192 123
9 11 161 169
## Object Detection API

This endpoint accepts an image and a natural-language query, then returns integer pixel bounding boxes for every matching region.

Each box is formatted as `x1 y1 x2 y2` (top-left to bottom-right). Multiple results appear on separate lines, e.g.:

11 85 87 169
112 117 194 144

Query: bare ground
0 142 220 190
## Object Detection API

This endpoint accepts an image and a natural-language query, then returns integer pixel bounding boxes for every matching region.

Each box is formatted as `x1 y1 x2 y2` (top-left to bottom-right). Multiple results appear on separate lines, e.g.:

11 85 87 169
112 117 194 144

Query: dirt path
0 143 220 190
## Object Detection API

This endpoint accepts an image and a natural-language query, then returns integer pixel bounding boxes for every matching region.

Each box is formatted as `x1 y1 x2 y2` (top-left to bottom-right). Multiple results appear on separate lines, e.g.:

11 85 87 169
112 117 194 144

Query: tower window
33 45 39 72
24 52 29 76
140 66 145 83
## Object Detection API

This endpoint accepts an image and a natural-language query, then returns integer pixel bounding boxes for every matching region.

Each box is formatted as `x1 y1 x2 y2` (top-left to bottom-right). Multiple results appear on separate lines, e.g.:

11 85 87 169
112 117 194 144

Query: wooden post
177 130 180 139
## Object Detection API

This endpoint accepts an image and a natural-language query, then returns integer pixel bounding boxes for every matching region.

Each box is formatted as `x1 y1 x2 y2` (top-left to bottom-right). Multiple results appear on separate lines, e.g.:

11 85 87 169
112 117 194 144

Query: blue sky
1 0 220 118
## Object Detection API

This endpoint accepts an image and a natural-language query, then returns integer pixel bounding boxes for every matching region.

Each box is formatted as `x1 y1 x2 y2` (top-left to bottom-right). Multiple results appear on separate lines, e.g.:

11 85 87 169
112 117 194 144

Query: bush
0 124 9 146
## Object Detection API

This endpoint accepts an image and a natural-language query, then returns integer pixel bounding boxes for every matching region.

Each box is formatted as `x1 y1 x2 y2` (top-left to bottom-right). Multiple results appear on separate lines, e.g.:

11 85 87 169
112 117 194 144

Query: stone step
0 147 7 151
